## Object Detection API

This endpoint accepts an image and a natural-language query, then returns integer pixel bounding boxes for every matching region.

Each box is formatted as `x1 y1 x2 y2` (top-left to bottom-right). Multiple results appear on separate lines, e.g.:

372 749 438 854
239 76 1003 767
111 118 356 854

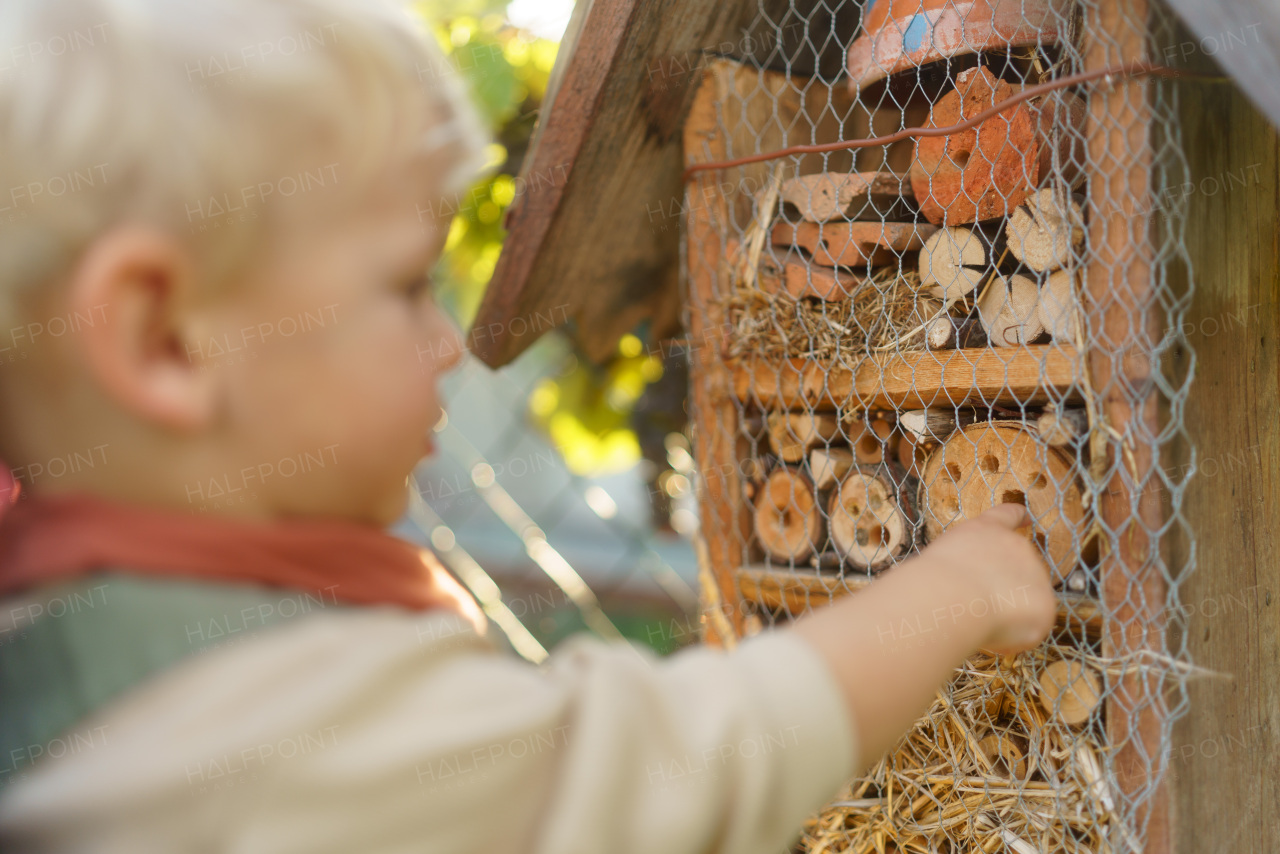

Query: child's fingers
977 502 1030 529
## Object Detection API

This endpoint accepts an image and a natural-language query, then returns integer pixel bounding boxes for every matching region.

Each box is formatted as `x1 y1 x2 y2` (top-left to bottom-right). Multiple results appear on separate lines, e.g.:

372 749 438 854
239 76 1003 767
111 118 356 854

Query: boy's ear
69 227 217 433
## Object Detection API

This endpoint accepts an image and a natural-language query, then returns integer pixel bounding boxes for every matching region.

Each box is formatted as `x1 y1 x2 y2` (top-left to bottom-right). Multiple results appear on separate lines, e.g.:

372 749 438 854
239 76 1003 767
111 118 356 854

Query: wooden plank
730 344 1085 411
1167 20 1280 854
1081 2 1170 852
736 566 1102 639
684 62 751 642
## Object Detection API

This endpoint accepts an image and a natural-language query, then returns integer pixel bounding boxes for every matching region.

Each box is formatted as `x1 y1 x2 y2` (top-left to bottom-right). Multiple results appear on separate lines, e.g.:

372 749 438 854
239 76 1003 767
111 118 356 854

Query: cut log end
918 423 1087 581
1036 406 1089 448
978 733 1029 779
978 273 1044 347
767 412 840 463
1037 659 1102 727
925 313 988 350
754 468 822 562
827 467 913 570
810 447 855 490
919 226 987 303
1005 188 1085 273
1036 269 1082 341
851 416 897 464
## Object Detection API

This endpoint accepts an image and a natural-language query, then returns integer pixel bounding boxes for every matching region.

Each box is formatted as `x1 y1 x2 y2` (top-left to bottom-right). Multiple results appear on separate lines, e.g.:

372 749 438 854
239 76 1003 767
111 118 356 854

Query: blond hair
0 0 487 320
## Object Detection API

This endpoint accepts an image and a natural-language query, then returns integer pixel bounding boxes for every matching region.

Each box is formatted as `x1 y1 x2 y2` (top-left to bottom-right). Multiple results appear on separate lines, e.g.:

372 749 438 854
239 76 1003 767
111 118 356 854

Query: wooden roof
470 0 858 367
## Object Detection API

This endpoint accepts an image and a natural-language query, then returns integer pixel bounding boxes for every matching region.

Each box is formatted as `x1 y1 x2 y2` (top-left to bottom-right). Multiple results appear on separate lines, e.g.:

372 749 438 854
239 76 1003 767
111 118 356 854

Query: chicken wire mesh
679 0 1197 852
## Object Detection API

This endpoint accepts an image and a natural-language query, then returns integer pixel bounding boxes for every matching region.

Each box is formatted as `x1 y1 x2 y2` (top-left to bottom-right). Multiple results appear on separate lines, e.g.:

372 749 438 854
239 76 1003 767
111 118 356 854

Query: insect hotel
476 0 1280 850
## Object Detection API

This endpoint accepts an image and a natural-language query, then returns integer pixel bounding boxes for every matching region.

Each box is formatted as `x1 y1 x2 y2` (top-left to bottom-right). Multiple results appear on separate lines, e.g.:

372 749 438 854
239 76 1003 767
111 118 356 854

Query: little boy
0 1 1056 851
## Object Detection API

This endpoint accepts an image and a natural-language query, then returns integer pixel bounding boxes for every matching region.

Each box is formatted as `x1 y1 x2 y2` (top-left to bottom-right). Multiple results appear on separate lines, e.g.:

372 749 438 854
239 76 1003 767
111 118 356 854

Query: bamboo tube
771 220 937 267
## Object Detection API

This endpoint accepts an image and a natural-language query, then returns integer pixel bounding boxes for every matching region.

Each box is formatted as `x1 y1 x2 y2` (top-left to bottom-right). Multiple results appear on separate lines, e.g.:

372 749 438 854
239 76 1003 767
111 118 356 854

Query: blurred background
400 0 702 659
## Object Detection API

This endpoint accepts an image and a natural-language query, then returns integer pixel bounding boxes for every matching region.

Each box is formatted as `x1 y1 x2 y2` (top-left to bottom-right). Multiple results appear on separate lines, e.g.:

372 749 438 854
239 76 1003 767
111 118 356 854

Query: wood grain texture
684 62 750 641
1167 24 1280 854
1081 2 1170 851
731 344 1085 411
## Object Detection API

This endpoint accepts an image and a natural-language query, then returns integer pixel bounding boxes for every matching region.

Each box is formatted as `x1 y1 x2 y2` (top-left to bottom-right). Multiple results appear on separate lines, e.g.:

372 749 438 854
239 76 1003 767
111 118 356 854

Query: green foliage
419 4 661 477
413 6 558 328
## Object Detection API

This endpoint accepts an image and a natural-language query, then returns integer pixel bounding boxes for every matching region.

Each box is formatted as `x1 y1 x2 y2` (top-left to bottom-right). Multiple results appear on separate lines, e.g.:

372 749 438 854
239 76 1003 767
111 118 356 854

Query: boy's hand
921 503 1057 655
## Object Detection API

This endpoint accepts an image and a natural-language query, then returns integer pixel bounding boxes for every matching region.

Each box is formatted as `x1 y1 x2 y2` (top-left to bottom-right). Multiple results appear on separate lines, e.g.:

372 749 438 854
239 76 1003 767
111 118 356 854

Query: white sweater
0 606 856 853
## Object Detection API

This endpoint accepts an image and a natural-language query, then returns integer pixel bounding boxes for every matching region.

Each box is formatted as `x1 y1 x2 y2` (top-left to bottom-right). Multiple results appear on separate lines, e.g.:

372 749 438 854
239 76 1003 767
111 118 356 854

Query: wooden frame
683 1 1175 848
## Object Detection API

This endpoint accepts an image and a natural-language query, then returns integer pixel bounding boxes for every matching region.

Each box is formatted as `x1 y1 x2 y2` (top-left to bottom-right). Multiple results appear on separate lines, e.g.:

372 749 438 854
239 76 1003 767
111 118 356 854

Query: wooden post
1082 0 1171 850
684 64 751 642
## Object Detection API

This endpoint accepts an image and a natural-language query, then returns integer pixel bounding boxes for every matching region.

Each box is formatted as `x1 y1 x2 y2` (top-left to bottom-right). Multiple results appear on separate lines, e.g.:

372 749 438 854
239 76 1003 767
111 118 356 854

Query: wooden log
1037 659 1103 727
895 433 934 481
754 468 822 563
918 226 988 303
918 422 1088 582
924 312 988 350
977 273 1044 347
909 67 1086 225
758 252 864 301
767 412 840 462
1006 188 1085 273
731 344 1085 411
978 733 1029 779
779 171 914 222
827 465 915 570
770 220 937 267
850 415 897 464
1036 269 1083 342
899 408 977 443
810 447 855 490
1036 405 1089 448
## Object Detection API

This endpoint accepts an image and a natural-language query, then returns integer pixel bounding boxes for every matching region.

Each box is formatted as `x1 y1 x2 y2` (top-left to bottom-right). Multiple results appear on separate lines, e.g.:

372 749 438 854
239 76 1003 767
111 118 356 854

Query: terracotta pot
846 0 1073 93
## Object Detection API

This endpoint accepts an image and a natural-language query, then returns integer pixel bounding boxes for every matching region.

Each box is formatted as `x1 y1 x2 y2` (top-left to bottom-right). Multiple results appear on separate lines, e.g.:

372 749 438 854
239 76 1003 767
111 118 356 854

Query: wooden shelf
737 566 1101 639
730 344 1084 411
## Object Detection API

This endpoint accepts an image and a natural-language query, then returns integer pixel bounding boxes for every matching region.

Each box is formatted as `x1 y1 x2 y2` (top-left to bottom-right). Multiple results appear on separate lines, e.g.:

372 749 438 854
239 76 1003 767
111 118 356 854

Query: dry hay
800 641 1137 854
725 265 937 362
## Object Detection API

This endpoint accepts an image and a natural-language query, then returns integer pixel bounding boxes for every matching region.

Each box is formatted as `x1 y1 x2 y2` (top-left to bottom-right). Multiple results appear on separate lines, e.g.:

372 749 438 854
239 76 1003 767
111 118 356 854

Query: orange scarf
0 490 483 630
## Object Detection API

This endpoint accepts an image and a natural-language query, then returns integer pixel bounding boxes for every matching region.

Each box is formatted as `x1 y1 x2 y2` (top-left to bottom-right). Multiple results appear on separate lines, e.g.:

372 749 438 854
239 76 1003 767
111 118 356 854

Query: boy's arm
791 502 1057 763
0 506 1052 854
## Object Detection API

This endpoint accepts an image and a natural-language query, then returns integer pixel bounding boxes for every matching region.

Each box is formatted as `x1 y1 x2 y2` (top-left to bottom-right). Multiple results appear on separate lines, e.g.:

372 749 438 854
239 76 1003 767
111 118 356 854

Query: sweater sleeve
0 609 857 854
